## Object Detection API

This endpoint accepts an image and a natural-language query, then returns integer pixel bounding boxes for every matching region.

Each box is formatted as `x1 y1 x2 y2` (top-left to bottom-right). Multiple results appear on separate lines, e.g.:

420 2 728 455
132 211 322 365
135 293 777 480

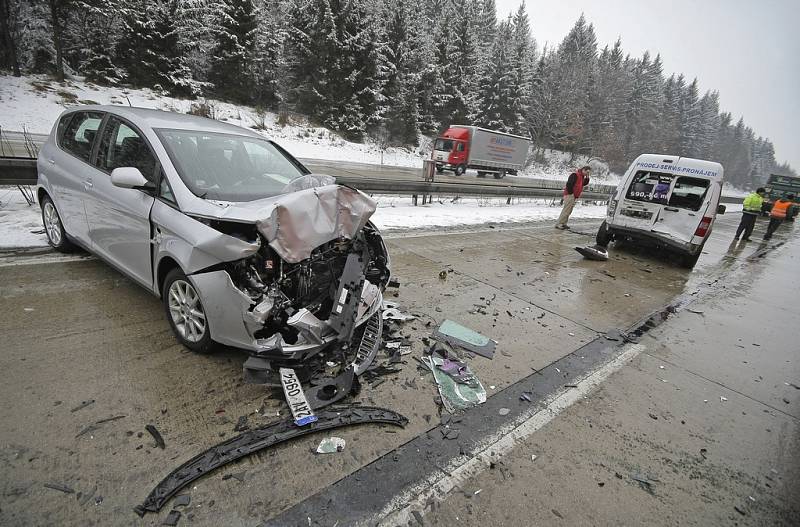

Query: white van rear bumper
608 225 702 255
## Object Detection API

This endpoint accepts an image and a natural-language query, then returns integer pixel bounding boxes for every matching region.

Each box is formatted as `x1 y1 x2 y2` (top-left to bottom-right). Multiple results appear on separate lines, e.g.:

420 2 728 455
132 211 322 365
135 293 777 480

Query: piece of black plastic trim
134 406 408 516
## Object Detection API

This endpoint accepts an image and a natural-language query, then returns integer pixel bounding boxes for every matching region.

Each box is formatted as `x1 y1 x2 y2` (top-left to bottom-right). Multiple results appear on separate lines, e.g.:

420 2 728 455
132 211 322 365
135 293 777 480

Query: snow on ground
0 187 47 248
371 196 606 231
0 74 424 167
0 186 606 249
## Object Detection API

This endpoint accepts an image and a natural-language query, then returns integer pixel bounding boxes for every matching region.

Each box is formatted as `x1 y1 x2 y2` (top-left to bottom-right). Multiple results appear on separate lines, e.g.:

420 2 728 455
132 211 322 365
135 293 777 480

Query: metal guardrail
0 156 614 201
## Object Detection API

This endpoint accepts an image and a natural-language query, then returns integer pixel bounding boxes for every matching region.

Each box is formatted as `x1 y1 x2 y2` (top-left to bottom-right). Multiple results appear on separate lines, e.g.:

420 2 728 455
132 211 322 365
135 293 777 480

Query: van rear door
614 171 671 230
651 176 712 244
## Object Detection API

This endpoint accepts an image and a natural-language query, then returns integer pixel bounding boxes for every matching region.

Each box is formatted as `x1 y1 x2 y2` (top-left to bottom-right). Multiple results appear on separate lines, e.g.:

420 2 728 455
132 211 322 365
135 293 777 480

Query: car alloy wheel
43 200 62 246
167 279 207 343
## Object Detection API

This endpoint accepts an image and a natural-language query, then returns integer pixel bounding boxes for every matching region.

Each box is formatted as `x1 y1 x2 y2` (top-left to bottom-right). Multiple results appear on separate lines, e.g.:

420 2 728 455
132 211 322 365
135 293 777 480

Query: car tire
595 220 612 247
454 164 466 176
162 268 215 354
41 194 75 252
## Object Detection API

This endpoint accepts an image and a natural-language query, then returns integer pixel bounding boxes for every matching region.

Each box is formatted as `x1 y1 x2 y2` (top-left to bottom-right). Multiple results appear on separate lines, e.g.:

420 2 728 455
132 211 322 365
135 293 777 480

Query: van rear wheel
595 221 612 247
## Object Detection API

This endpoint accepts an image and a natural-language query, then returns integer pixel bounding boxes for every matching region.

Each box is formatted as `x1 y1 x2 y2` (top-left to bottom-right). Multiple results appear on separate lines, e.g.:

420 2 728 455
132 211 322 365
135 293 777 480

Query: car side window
158 171 176 204
97 117 157 182
60 111 103 162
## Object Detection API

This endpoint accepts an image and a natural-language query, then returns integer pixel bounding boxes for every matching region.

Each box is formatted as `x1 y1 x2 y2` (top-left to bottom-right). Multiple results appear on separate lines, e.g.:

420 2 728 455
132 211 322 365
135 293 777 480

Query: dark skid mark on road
261 233 790 527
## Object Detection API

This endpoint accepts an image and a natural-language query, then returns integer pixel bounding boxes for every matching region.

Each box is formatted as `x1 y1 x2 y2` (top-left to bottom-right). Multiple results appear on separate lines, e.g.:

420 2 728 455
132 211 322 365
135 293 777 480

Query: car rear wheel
41 195 75 252
163 268 214 354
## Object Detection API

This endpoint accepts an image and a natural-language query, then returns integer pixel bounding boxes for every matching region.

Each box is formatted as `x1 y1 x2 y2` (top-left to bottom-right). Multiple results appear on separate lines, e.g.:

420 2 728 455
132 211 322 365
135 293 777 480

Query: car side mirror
717 204 726 215
111 167 153 191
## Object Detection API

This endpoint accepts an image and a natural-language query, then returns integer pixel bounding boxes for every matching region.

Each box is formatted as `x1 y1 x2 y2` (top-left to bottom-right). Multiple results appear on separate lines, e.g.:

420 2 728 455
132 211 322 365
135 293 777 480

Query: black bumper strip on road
134 406 408 516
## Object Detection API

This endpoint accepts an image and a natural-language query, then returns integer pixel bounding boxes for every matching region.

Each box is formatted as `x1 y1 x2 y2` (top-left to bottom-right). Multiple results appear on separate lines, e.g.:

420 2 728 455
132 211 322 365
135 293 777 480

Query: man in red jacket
555 165 591 230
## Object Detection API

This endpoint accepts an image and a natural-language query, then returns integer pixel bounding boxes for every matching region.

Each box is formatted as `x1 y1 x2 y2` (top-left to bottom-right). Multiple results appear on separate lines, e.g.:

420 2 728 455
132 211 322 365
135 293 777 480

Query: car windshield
156 129 306 202
434 138 455 151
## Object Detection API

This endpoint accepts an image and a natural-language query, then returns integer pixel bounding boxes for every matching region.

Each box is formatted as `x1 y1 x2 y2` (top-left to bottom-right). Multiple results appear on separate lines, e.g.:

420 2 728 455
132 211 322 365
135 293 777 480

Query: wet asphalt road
0 211 797 526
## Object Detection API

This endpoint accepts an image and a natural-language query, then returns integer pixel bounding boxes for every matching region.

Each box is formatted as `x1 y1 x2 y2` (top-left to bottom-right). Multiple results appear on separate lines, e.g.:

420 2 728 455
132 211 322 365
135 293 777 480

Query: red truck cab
432 127 470 175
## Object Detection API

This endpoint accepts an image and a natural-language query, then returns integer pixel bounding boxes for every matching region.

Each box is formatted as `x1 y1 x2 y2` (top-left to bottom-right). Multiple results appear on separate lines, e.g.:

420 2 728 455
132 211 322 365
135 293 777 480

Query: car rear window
668 177 709 211
625 171 673 205
60 111 104 162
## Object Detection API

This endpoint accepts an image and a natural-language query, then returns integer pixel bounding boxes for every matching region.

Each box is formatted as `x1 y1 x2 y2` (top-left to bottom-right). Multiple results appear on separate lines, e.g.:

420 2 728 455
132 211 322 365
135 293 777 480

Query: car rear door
43 111 105 245
85 115 157 288
651 176 713 244
613 171 671 231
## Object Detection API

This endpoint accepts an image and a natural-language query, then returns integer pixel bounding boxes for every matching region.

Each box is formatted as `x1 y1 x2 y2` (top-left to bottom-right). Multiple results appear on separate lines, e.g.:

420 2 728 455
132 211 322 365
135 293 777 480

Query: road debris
222 472 246 482
432 319 497 359
422 354 486 413
162 509 181 526
70 399 95 412
135 406 408 515
234 415 249 432
574 245 609 261
44 482 75 494
75 414 126 438
316 437 346 454
173 495 191 507
146 424 166 449
630 473 658 495
498 408 510 416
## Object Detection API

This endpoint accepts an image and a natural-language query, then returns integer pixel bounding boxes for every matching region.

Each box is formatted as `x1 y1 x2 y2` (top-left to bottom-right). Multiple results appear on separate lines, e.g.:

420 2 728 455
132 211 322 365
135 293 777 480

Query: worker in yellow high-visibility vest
734 187 766 241
764 193 795 240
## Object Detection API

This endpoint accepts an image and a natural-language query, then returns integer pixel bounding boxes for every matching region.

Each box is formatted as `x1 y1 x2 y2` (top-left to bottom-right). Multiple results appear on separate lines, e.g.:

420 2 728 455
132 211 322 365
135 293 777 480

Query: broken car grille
352 310 382 375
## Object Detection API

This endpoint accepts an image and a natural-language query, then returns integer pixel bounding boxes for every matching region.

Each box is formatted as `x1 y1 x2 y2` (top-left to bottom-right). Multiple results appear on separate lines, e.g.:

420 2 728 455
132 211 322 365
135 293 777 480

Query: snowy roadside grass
370 196 606 231
0 186 606 250
0 187 47 248
0 74 424 168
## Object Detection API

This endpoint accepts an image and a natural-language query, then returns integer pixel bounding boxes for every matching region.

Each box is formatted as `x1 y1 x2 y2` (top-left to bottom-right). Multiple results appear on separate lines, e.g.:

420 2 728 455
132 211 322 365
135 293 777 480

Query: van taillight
695 217 712 237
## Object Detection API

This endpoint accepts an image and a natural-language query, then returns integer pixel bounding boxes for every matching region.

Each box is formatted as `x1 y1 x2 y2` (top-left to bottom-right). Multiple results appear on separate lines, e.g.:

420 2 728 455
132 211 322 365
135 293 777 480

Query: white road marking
363 343 646 527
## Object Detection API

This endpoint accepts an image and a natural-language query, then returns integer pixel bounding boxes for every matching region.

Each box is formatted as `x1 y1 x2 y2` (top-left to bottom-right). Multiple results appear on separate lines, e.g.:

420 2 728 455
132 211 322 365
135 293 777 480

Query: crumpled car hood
181 181 377 264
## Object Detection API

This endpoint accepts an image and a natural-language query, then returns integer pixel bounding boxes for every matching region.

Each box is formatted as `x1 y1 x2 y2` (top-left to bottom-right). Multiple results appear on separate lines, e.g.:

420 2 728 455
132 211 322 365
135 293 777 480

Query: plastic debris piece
316 437 346 454
162 509 181 526
222 472 246 482
575 245 609 261
234 416 249 432
498 408 510 416
70 400 95 413
531 454 537 462
382 308 416 322
720 396 728 402
44 483 75 494
432 320 496 359
173 495 191 507
422 355 486 413
146 425 166 449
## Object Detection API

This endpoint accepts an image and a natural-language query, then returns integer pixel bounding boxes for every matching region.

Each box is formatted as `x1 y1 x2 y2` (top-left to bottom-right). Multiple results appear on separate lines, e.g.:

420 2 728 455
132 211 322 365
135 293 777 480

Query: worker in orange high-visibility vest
764 193 795 240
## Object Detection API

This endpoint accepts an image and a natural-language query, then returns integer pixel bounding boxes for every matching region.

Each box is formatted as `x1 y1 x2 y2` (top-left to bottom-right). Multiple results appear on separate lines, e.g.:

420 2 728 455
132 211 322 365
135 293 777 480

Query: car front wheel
41 195 75 252
163 268 214 353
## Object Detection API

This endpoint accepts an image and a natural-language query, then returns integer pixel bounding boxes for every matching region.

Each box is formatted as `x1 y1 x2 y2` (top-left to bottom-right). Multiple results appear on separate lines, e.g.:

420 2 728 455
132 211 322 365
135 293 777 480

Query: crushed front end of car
179 176 390 385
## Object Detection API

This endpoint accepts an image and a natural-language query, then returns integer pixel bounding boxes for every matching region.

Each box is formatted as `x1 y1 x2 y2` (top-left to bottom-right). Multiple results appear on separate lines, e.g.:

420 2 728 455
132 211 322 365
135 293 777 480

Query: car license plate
279 368 318 426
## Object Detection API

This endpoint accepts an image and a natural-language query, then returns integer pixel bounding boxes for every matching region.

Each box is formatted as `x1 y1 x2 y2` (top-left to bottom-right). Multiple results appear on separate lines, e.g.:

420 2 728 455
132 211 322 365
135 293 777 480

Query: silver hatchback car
37 106 390 382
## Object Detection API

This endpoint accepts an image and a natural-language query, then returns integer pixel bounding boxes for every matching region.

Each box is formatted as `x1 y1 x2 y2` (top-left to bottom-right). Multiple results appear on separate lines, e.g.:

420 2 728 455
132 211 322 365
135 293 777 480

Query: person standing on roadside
555 165 592 230
763 193 795 240
734 187 766 241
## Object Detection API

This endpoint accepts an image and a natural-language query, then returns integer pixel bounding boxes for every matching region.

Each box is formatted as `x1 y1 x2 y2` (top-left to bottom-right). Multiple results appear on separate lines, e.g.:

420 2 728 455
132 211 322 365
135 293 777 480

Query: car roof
63 105 263 138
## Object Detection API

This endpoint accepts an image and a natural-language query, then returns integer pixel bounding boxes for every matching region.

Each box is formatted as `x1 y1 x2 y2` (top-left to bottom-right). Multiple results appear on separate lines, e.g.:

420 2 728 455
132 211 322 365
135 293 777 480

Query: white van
596 154 726 268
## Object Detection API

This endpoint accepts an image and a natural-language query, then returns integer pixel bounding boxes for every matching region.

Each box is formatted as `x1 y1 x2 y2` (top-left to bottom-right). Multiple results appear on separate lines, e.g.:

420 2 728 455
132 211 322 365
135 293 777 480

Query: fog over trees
0 0 794 186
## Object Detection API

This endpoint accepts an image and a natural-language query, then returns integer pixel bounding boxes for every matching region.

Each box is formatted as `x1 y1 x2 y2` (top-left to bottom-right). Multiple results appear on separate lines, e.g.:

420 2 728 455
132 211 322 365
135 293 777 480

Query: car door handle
664 206 679 212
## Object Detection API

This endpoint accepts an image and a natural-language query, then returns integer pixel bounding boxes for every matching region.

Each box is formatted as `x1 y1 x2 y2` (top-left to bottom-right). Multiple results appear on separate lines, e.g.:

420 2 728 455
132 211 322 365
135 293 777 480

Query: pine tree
382 0 422 144
207 0 258 104
285 0 382 140
116 1 195 97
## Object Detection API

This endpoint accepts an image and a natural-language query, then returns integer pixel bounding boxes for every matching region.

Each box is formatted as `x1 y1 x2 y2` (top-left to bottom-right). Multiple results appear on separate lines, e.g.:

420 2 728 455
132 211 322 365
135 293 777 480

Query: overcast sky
496 0 800 170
